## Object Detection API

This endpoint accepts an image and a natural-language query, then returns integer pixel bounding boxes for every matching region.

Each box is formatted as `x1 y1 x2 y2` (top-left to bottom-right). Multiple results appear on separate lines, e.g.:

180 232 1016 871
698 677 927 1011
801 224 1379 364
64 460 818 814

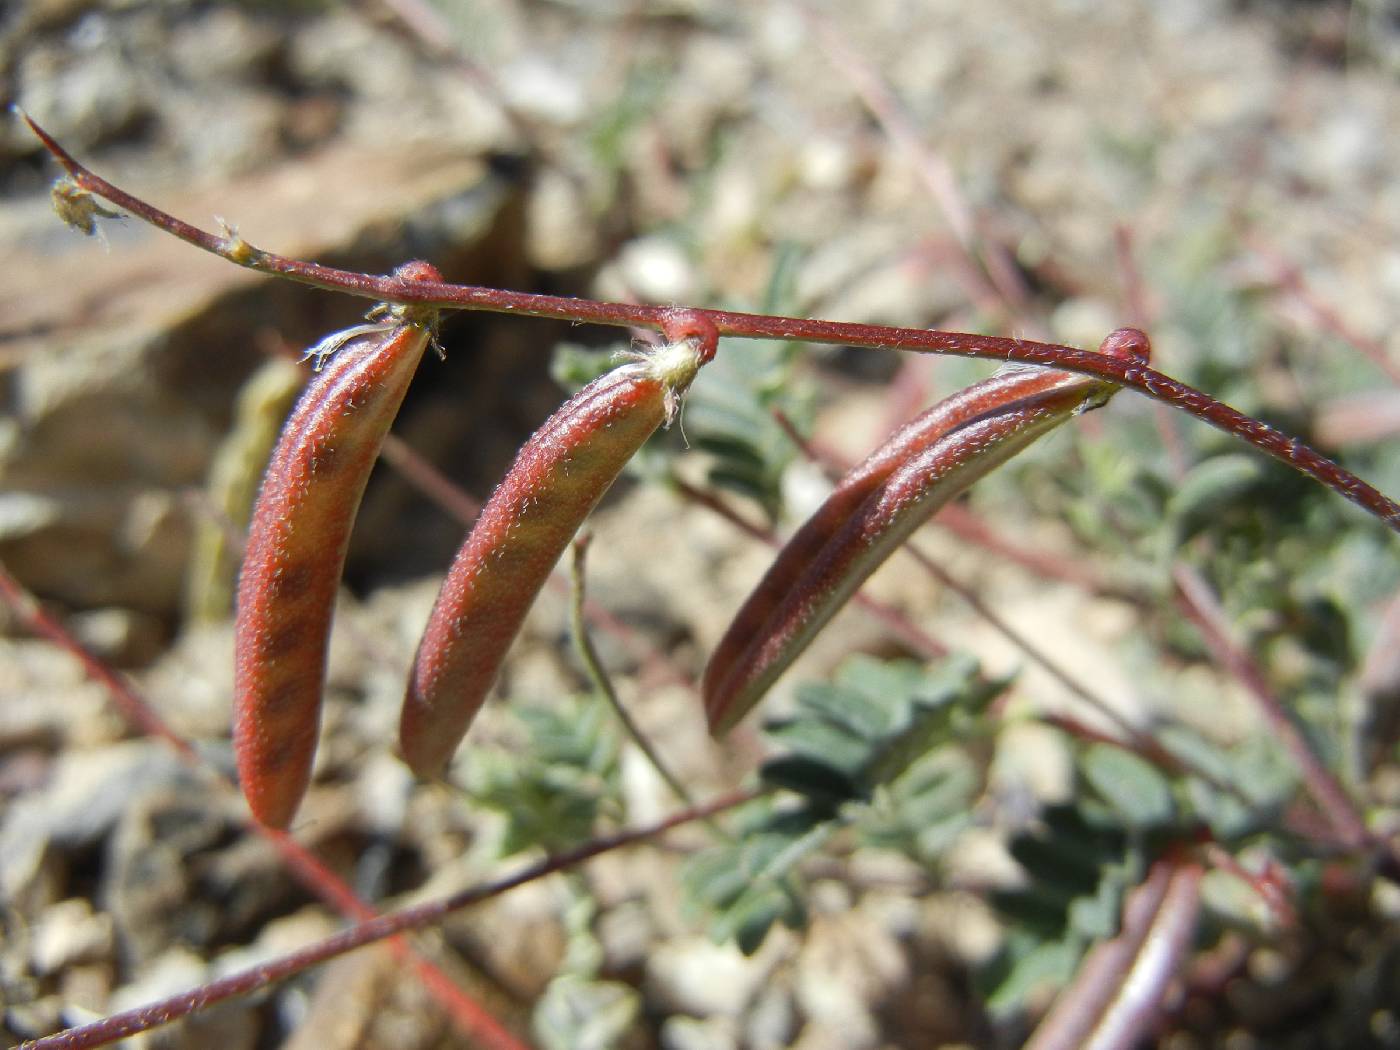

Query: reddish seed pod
704 362 1106 711
400 337 707 779
234 261 440 828
703 328 1150 734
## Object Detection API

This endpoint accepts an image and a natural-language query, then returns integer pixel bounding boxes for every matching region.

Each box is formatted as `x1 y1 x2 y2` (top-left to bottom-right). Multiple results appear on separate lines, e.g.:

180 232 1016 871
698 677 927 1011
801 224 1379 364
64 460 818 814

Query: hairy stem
18 788 757 1050
669 475 950 661
1173 564 1373 852
0 564 528 1050
21 110 1400 535
569 534 698 808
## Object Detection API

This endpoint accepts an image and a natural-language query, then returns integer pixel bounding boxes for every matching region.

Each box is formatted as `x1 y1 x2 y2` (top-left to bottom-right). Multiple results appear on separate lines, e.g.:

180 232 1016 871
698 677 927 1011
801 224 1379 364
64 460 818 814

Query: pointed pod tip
702 670 752 739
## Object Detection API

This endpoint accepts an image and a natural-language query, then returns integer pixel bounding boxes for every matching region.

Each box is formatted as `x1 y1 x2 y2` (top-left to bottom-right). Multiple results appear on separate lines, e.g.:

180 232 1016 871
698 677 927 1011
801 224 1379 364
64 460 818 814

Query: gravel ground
3 1 1400 1048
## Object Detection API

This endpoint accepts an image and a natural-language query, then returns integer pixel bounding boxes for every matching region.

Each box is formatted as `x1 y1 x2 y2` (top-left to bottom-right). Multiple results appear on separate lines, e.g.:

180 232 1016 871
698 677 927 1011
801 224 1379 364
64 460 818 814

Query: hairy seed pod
703 361 1109 711
704 328 1151 734
234 261 440 828
401 338 708 778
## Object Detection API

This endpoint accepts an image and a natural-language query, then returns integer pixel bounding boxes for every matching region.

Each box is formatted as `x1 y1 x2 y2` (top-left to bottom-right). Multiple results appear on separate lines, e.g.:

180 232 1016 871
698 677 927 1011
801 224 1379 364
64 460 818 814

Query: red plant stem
935 503 1121 595
1172 564 1372 851
1201 842 1297 929
808 10 1036 324
23 112 1400 536
1025 858 1203 1050
670 477 950 663
0 564 528 1050
19 788 756 1050
1249 236 1400 385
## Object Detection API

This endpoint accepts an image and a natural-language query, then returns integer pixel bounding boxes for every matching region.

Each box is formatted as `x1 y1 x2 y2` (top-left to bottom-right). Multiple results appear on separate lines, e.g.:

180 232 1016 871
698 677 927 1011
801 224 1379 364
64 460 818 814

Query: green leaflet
682 655 1004 954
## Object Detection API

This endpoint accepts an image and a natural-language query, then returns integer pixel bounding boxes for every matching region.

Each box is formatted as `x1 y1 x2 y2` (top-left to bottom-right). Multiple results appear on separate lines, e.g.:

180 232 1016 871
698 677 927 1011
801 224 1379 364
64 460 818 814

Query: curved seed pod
704 328 1151 734
234 261 441 828
702 359 1111 711
401 337 709 778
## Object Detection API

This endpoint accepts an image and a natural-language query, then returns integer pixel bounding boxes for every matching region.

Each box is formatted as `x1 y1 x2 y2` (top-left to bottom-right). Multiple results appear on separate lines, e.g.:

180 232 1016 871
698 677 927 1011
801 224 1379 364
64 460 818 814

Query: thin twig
1025 857 1203 1050
18 788 757 1050
0 564 529 1050
1248 235 1400 385
568 534 697 808
1172 563 1372 851
670 476 950 661
21 111 1400 534
935 503 1124 596
378 432 694 692
903 542 1148 743
807 9 1037 326
1114 223 1190 483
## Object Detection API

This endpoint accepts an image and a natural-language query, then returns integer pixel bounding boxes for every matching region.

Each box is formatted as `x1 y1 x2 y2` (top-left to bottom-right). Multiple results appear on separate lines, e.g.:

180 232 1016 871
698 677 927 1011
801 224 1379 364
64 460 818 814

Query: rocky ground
3 1 1400 1048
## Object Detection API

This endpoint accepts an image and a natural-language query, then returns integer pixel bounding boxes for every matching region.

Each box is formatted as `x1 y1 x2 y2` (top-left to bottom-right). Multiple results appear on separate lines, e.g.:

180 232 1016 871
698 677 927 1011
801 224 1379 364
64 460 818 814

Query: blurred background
3 1 1400 1047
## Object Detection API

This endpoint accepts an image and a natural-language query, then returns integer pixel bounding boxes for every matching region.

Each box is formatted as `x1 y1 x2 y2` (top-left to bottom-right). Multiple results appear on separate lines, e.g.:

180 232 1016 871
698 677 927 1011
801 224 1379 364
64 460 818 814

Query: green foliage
682 654 1006 954
1158 724 1297 841
761 654 1004 809
469 694 623 855
680 800 833 955
1080 744 1177 830
980 713 1316 1016
982 804 1142 1015
540 231 1392 1035
676 246 816 519
550 342 627 391
680 339 810 519
858 749 979 866
533 878 640 1050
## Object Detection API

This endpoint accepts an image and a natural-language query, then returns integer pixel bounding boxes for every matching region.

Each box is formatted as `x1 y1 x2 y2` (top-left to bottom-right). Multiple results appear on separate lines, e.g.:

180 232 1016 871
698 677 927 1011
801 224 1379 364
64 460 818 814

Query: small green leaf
1081 744 1177 829
794 680 899 740
1167 454 1267 544
759 755 861 810
534 975 639 1050
680 804 835 954
471 695 621 855
983 935 1084 1017
1067 867 1128 940
764 716 873 779
992 884 1078 941
860 752 978 864
1009 836 1104 897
